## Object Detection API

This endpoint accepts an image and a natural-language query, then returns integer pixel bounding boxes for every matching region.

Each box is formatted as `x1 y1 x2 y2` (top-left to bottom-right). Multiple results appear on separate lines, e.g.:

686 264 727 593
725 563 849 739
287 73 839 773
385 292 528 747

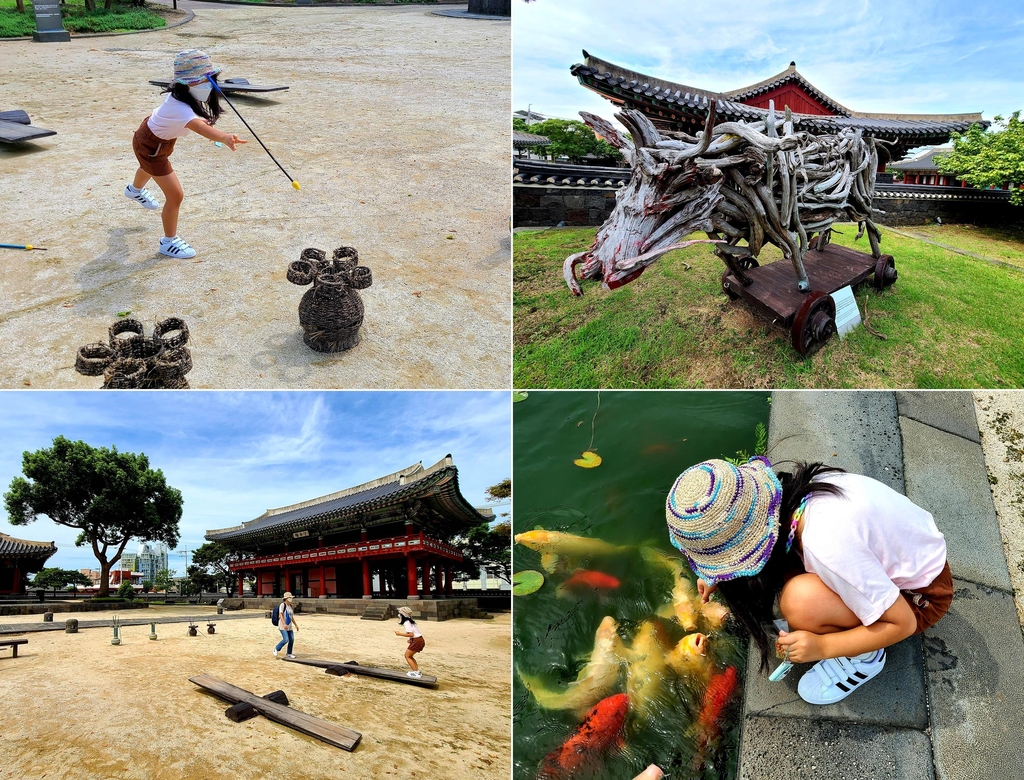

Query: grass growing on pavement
513 223 1024 389
0 0 166 37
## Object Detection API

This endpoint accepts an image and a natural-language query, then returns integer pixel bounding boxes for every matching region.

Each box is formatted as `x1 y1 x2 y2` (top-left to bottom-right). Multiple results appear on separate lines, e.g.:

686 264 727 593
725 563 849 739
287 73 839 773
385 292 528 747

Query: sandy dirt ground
0 6 510 388
0 607 511 779
974 392 1024 630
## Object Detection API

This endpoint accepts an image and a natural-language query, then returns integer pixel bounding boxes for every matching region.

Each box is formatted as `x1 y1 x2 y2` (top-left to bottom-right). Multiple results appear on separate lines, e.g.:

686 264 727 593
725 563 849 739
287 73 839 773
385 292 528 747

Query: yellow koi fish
515 530 625 573
667 632 713 682
644 548 700 631
624 621 674 724
519 616 627 714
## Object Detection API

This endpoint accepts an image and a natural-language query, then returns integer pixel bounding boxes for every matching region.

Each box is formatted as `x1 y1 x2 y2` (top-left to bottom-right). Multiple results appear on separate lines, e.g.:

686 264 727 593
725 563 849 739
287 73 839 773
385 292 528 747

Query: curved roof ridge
723 63 853 116
847 110 984 122
0 531 56 550
580 51 720 102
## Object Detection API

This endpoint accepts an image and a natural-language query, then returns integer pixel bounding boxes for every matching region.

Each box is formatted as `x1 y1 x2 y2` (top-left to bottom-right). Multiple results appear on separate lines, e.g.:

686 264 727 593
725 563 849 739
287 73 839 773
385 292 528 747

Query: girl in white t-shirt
395 606 425 678
125 49 246 259
665 457 951 705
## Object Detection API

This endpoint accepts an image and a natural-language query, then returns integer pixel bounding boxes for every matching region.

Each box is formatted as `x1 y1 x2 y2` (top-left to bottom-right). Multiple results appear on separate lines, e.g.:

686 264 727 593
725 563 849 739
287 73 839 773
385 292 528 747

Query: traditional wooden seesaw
283 656 440 689
190 674 362 751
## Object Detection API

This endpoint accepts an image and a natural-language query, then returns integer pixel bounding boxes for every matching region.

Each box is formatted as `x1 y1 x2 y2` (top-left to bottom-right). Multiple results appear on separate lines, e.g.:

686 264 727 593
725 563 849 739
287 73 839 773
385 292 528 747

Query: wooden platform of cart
721 243 896 356
189 673 361 750
284 656 439 688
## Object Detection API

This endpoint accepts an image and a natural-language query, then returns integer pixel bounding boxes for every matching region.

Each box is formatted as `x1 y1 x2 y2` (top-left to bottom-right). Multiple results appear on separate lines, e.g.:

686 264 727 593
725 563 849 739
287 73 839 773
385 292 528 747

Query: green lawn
513 223 1024 389
893 224 1024 268
0 0 166 37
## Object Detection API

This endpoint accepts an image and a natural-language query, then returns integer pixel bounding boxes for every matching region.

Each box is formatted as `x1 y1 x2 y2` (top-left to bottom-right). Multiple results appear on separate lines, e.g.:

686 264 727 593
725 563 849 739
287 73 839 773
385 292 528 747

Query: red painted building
0 532 56 595
571 54 988 167
206 456 490 600
888 146 962 186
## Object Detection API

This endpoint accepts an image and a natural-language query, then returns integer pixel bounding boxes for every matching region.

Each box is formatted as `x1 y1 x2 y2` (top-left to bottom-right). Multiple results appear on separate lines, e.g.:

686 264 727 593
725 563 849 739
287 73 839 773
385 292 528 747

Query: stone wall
0 600 149 616
514 183 1022 229
229 597 481 622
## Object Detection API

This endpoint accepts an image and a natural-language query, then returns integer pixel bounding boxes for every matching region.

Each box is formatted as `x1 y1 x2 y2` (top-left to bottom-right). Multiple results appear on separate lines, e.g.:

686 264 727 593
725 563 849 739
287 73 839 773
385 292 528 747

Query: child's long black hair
716 461 846 673
162 74 222 124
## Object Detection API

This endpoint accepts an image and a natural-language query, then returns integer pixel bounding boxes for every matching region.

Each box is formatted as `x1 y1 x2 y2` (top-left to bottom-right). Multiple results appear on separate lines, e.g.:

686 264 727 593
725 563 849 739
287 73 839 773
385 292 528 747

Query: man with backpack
272 592 299 658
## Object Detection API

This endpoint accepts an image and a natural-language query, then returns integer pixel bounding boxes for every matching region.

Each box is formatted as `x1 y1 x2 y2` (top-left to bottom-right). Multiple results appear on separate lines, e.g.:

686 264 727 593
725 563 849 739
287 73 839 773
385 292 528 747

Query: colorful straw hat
398 607 414 618
173 50 221 87
665 455 783 584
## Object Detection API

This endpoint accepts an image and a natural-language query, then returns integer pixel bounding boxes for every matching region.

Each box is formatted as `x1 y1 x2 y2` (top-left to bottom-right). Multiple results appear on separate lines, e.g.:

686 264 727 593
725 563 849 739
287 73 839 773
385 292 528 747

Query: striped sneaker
158 236 197 259
797 649 886 705
125 185 160 210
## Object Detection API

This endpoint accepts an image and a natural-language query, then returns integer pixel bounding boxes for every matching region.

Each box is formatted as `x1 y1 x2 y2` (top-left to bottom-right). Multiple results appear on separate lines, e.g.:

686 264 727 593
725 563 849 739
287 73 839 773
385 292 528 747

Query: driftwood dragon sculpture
564 101 889 296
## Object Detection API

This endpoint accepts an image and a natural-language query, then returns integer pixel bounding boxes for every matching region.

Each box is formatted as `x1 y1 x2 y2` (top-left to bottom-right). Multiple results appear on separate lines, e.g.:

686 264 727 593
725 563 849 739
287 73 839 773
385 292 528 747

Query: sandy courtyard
0 607 511 779
0 5 510 388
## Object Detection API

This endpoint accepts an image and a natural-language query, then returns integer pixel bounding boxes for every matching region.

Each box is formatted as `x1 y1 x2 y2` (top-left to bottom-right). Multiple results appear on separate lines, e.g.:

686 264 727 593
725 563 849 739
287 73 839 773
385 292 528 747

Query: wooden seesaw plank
189 674 361 750
148 78 289 94
283 657 439 688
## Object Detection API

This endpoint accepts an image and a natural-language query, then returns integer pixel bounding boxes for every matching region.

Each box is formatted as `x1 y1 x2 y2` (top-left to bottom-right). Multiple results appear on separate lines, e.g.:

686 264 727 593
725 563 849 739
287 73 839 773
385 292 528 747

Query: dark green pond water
513 391 771 780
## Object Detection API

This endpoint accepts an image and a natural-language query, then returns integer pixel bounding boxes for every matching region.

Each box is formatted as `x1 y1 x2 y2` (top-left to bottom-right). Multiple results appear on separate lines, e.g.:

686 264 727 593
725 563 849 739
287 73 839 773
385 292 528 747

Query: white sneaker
407 670 422 678
125 185 160 210
273 649 279 657
286 654 296 659
797 649 886 705
159 236 197 259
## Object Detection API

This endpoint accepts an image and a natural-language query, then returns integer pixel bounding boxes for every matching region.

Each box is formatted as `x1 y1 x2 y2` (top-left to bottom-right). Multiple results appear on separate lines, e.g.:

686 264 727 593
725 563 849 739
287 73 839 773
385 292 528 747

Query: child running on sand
125 49 246 259
395 606 425 678
665 457 951 705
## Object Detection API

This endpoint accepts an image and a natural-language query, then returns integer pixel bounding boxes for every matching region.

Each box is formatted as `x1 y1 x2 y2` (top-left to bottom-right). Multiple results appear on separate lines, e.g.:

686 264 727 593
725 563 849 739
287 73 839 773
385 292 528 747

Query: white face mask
189 83 213 103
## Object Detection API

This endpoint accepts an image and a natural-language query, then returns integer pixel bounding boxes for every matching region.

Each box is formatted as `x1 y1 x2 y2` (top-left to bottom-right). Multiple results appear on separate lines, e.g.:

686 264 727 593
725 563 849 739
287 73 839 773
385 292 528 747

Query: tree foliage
4 437 182 598
520 119 621 164
117 580 136 599
32 567 92 592
485 479 511 502
937 112 1024 206
153 568 175 594
190 541 245 594
455 521 511 584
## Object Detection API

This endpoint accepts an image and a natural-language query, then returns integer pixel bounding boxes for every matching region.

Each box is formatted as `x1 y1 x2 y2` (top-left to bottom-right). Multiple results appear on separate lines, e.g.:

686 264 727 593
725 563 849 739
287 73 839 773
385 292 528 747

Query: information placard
32 0 71 43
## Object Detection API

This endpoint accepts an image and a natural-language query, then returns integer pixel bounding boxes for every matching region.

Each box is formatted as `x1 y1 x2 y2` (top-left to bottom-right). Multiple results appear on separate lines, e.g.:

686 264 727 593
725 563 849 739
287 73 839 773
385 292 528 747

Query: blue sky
514 0 1024 127
0 392 510 574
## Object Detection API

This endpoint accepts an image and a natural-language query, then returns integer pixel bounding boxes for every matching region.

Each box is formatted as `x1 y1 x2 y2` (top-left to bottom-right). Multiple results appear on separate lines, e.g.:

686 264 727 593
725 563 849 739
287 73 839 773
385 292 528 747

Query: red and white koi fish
536 693 630 779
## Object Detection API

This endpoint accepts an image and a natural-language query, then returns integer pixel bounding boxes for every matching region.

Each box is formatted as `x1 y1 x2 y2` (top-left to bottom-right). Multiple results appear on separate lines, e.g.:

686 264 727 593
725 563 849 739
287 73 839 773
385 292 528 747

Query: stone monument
32 0 71 43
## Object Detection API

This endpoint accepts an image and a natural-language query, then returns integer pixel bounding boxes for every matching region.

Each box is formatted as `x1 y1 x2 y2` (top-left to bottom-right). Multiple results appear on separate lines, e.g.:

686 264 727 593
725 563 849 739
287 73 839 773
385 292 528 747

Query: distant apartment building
136 542 169 583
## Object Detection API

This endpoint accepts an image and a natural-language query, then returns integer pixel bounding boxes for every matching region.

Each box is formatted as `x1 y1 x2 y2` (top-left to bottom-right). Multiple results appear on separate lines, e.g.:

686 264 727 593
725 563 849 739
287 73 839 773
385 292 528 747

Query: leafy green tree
32 567 92 594
455 521 511 585
4 437 182 598
184 563 217 595
190 541 246 595
141 580 153 594
485 479 511 502
524 119 621 164
937 112 1024 205
153 568 175 594
513 118 530 132
117 580 136 600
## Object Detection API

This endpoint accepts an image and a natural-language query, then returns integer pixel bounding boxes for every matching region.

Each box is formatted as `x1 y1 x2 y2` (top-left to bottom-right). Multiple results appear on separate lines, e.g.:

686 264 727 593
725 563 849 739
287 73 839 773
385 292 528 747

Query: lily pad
513 570 544 596
512 391 529 403
574 450 602 468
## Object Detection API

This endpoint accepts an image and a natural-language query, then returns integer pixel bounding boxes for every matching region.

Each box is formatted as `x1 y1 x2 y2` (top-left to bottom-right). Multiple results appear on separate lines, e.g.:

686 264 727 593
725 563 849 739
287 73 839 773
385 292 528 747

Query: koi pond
512 391 771 780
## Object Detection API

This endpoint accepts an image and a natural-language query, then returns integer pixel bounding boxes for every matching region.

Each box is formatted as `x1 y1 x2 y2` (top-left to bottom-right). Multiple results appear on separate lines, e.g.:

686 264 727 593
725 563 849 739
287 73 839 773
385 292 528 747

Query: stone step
359 604 390 621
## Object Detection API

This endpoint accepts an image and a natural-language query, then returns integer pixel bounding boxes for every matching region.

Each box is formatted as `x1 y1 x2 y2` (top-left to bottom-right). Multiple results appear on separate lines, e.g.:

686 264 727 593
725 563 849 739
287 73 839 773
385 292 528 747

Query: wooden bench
0 110 57 144
0 639 28 658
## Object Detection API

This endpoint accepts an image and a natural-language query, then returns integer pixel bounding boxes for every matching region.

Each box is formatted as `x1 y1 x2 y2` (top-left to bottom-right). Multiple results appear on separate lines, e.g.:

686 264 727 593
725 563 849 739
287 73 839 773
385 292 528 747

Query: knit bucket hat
173 50 221 87
397 607 413 618
665 455 783 585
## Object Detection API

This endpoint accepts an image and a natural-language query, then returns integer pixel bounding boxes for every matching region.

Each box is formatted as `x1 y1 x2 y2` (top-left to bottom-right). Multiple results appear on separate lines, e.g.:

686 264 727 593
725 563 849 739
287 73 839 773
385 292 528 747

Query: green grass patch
0 0 166 37
513 223 1024 388
891 223 1024 269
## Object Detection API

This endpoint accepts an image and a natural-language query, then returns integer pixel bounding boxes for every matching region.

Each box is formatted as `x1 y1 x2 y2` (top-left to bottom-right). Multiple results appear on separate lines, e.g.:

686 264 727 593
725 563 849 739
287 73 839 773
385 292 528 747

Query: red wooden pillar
362 559 372 599
406 555 420 599
422 561 432 598
444 566 452 597
237 573 244 597
317 566 325 598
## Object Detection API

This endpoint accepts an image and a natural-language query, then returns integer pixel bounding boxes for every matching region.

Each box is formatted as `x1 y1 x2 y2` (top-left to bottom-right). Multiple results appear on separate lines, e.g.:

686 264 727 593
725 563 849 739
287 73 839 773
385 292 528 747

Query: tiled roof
514 159 630 187
571 52 987 143
724 62 852 115
206 457 486 544
514 130 552 147
889 146 954 171
0 533 57 560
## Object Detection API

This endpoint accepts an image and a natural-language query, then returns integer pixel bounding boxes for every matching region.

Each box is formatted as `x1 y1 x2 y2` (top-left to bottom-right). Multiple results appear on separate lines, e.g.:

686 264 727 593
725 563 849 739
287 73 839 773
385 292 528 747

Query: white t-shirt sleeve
803 548 901 626
147 95 202 140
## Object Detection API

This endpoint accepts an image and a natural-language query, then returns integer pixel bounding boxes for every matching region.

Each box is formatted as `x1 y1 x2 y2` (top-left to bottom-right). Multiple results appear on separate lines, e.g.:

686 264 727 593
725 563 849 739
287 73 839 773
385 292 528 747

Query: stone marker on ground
31 0 71 43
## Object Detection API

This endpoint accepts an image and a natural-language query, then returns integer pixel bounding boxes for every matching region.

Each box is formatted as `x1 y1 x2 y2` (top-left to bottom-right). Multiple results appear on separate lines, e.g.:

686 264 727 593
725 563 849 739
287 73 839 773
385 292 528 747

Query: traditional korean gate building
570 54 987 166
0 532 56 595
206 456 492 604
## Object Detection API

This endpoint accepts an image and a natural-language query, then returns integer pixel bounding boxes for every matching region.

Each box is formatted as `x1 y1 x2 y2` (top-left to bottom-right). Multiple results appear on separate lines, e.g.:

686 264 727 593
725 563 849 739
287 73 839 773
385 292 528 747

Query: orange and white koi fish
515 530 626 573
519 616 627 714
536 693 630 779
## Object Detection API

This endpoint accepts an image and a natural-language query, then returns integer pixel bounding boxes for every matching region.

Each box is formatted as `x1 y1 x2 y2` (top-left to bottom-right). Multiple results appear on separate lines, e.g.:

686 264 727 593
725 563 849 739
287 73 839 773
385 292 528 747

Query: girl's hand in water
632 765 665 780
776 629 825 663
697 578 719 603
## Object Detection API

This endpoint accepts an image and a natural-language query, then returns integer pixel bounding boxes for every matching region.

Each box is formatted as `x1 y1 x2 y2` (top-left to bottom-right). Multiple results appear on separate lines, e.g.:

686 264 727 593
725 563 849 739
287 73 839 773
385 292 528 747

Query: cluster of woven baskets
74 317 193 389
287 246 373 353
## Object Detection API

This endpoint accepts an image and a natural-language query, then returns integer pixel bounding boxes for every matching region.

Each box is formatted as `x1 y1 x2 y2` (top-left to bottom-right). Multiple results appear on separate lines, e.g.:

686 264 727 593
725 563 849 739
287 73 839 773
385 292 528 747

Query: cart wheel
721 271 739 300
791 291 837 358
737 257 759 271
873 255 897 290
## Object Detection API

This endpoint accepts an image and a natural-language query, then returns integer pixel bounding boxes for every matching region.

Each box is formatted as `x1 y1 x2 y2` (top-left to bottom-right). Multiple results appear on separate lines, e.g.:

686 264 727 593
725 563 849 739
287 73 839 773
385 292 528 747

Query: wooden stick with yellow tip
207 75 300 191
1 243 47 250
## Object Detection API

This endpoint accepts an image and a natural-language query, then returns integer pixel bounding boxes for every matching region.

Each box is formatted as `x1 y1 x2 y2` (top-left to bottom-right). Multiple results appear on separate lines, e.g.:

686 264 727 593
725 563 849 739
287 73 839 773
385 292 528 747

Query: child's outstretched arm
185 118 248 151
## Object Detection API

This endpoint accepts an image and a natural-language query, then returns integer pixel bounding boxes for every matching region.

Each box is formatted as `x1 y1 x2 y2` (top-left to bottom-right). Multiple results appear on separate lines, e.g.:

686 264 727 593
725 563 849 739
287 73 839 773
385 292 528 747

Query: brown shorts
901 560 953 635
132 117 177 177
407 636 425 653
